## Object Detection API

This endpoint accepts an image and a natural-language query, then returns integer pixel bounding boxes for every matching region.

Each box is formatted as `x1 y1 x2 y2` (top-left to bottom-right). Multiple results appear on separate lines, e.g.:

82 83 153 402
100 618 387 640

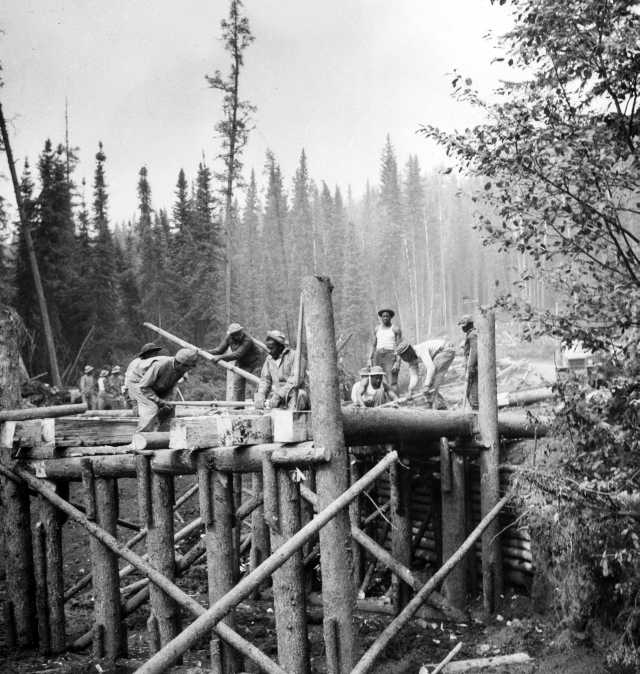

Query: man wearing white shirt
395 339 456 409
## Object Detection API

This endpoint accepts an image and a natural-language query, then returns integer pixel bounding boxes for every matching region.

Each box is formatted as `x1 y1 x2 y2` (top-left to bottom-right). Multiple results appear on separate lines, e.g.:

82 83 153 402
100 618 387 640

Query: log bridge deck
0 279 543 674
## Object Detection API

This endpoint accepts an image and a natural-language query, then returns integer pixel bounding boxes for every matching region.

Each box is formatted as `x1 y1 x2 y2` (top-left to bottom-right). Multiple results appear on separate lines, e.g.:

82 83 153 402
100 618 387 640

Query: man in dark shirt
208 323 265 401
459 314 479 410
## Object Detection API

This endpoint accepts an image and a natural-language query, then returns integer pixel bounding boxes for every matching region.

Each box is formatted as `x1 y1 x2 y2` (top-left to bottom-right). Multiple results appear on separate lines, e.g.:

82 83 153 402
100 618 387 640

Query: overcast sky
1 0 513 224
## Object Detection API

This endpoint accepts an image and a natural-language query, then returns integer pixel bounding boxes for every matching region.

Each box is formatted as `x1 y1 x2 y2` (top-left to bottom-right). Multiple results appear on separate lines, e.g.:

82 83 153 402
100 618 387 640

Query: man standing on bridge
395 339 456 409
208 323 265 401
459 315 479 410
369 308 402 392
130 348 198 431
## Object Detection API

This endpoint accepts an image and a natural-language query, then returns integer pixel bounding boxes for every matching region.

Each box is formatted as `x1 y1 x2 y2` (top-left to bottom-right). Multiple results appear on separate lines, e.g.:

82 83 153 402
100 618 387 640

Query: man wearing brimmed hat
351 366 399 408
97 369 115 410
458 314 479 410
107 366 125 409
79 365 97 410
208 323 265 401
255 330 310 410
395 338 456 409
130 348 198 432
369 308 403 392
124 342 168 414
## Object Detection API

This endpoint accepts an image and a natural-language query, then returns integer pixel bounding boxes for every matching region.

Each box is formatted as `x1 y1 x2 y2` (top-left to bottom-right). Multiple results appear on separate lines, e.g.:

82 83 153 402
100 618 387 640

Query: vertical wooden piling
40 486 65 653
476 309 503 614
3 600 16 650
441 440 467 608
0 422 37 647
349 460 365 591
465 459 479 598
136 455 152 528
249 472 270 599
86 477 122 659
390 456 412 612
302 276 359 674
431 474 443 568
148 471 180 650
232 474 243 583
32 522 50 654
272 469 310 674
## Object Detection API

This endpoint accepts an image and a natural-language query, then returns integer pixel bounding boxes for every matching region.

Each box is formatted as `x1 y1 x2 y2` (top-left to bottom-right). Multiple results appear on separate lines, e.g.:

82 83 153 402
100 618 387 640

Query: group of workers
350 308 478 410
85 309 478 432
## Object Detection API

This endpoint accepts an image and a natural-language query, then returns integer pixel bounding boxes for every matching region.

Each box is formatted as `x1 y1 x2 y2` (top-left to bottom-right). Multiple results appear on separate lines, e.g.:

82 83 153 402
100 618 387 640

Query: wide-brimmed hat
394 341 411 356
368 366 387 379
175 348 197 366
84 365 93 374
377 308 395 318
266 330 288 346
227 323 244 334
111 365 122 374
137 342 163 358
100 369 109 377
358 367 371 377
458 314 474 327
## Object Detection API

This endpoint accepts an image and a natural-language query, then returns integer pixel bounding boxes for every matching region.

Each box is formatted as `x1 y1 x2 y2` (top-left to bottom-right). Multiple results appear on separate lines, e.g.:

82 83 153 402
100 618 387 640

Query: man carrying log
351 366 399 407
395 339 456 409
254 330 310 410
369 308 402 392
208 322 264 401
79 365 97 410
459 314 479 410
129 348 198 431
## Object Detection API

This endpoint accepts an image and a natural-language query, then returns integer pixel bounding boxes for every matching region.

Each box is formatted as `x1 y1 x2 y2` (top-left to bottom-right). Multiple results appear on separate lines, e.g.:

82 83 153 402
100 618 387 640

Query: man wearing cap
369 309 403 392
459 315 479 410
129 348 198 432
79 365 97 410
395 339 457 409
255 330 310 410
351 366 399 408
208 323 265 401
108 366 125 409
124 343 167 414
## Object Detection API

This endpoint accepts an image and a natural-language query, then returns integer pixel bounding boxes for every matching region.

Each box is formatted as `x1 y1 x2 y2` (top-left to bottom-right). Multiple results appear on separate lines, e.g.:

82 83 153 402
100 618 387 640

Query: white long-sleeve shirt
408 340 447 391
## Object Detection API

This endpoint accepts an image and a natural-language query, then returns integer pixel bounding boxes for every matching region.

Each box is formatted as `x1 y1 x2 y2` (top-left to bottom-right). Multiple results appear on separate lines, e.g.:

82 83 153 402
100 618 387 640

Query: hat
227 323 244 334
266 330 288 345
100 369 109 377
458 314 474 327
84 365 93 374
377 308 395 318
358 367 371 377
111 365 121 374
137 342 163 358
394 341 411 356
175 348 198 366
368 366 387 379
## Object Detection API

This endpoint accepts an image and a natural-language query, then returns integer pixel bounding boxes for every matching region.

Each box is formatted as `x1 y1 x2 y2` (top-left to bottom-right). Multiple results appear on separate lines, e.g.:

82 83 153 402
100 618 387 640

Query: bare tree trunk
0 104 62 388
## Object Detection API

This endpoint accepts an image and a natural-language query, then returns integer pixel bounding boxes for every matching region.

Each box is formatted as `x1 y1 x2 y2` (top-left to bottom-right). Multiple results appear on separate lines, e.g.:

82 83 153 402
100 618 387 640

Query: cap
100 369 109 377
266 330 288 345
137 342 163 358
111 365 122 374
175 348 198 366
394 341 411 356
227 323 244 334
458 314 474 327
368 366 387 379
84 365 93 374
377 308 395 318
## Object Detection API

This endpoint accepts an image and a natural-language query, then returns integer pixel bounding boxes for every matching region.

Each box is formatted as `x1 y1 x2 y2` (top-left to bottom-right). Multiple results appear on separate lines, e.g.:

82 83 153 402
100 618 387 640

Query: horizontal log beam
0 404 87 422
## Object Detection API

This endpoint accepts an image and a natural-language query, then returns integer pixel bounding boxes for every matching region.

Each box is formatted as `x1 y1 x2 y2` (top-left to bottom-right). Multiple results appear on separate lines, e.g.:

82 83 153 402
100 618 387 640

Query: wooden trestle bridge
0 277 546 674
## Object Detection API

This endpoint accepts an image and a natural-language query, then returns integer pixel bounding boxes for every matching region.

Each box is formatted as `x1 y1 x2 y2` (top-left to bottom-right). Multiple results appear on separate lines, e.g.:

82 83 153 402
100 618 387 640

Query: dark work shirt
209 333 263 369
464 329 478 371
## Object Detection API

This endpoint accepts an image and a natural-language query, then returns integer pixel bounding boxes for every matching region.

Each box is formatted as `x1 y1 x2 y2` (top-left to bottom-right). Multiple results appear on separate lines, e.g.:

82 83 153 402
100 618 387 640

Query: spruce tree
288 150 315 278
238 169 261 332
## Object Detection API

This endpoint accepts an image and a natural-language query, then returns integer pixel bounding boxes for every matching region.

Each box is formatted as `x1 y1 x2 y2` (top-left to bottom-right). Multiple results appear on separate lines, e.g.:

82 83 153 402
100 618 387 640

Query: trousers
426 347 456 409
128 384 176 432
373 350 398 391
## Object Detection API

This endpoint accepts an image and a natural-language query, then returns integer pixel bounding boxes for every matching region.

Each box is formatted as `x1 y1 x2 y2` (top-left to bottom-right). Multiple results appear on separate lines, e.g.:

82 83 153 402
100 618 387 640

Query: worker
79 365 97 410
254 330 310 410
395 339 456 409
124 342 166 413
351 366 399 408
97 369 114 410
350 368 372 405
208 323 265 401
459 315 479 410
129 348 198 432
108 365 125 409
369 308 402 392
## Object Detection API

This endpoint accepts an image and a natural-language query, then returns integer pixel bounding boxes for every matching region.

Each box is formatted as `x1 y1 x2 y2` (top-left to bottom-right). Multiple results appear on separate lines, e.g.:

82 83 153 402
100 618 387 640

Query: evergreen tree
288 149 315 278
237 169 261 331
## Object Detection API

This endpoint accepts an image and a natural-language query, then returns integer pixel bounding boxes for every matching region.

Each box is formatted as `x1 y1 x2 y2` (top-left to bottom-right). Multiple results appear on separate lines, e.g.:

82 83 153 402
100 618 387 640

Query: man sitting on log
207 322 265 401
395 339 456 409
254 330 310 410
129 348 198 431
351 366 399 407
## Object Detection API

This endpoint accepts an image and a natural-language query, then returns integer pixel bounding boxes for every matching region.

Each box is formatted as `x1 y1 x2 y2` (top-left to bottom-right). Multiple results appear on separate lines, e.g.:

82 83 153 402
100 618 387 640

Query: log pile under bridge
0 277 546 674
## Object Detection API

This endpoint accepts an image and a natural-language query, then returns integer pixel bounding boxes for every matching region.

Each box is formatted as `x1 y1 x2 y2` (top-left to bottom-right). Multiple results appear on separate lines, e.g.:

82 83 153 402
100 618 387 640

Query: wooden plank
169 417 220 450
15 418 138 448
271 410 314 443
217 415 272 446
